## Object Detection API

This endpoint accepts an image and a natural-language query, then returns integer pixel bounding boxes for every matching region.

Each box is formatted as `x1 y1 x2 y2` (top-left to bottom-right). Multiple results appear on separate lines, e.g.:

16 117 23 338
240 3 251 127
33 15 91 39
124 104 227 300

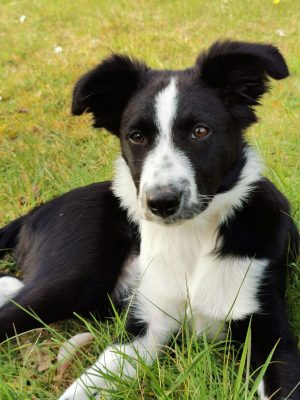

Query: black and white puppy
0 40 299 399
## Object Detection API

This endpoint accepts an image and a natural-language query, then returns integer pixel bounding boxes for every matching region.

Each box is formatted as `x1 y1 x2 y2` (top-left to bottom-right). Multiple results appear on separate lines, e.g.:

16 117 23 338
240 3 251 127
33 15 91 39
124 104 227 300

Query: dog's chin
141 203 209 226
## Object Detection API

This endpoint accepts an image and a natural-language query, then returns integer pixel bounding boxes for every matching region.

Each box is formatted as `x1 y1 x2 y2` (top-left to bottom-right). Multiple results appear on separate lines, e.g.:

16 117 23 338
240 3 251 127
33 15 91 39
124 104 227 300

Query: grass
0 0 299 398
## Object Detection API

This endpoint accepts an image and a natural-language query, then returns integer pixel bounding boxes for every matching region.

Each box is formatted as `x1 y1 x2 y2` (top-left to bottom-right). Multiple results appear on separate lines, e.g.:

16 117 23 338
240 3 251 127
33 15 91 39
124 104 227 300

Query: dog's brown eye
129 131 146 144
192 125 211 139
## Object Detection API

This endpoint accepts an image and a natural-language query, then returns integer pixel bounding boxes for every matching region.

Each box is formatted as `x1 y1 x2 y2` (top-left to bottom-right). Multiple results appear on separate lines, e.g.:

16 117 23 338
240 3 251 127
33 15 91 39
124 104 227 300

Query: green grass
0 0 299 398
0 308 280 400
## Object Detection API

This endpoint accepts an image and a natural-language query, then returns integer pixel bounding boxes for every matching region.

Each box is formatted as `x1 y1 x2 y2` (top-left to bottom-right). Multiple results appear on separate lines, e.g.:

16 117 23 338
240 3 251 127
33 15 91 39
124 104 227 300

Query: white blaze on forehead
139 76 199 214
154 77 178 139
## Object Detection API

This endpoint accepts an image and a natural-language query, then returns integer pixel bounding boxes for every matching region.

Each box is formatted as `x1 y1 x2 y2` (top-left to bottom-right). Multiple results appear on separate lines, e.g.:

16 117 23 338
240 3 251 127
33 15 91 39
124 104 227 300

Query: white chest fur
134 216 267 335
112 148 267 335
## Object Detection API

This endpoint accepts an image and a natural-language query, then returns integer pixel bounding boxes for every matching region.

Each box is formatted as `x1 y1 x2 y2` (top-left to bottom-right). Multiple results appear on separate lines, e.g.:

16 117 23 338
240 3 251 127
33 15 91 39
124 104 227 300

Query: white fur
60 81 266 400
61 149 267 399
112 254 139 303
60 213 267 399
112 157 139 223
59 310 175 400
113 74 263 226
0 276 24 308
139 78 199 219
113 146 263 226
155 77 177 140
258 380 269 400
137 214 266 330
190 256 267 321
202 146 263 224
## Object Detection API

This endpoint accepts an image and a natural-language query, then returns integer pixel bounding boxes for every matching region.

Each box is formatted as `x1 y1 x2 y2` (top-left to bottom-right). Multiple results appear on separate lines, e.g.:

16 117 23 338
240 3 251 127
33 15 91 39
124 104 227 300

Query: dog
0 40 299 399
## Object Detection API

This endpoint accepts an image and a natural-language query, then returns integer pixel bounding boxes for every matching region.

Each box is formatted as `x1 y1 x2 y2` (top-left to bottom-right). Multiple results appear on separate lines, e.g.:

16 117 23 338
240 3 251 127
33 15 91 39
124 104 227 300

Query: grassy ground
0 0 299 398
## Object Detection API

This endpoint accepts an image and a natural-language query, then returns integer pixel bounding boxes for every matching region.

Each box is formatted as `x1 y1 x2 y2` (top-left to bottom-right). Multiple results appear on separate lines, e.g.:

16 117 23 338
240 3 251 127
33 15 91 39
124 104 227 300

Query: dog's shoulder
218 178 297 262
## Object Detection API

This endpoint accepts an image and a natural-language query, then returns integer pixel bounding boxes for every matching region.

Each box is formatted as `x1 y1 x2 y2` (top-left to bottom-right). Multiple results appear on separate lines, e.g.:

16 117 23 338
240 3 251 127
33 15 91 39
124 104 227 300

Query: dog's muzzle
146 187 182 218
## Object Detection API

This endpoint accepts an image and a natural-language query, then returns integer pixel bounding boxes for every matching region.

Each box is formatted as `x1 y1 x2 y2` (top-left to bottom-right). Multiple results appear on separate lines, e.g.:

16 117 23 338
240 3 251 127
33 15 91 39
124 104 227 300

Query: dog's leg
0 277 111 341
232 310 300 400
0 282 69 340
59 309 180 400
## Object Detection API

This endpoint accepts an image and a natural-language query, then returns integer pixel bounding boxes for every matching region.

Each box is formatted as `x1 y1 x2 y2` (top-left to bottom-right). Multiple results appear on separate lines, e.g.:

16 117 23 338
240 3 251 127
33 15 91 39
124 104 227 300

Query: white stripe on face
155 78 178 140
139 78 198 221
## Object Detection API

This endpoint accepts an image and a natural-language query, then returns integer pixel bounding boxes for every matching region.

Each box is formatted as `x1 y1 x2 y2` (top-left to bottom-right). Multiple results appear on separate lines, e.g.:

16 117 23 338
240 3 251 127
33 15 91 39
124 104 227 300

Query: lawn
0 0 299 398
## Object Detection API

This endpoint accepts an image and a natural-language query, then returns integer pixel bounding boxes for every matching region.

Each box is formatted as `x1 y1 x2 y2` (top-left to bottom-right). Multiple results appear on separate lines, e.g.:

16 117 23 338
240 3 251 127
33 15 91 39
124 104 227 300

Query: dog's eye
192 125 211 139
129 131 147 144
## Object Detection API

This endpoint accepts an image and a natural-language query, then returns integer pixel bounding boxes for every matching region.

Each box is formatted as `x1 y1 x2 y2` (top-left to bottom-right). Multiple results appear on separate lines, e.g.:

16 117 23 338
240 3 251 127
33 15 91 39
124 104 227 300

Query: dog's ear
196 40 289 126
72 55 149 135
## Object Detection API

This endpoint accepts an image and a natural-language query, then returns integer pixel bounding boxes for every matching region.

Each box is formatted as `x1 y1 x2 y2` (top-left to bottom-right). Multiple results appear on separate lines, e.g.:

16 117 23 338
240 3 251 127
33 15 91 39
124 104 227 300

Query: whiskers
164 195 215 224
198 194 215 208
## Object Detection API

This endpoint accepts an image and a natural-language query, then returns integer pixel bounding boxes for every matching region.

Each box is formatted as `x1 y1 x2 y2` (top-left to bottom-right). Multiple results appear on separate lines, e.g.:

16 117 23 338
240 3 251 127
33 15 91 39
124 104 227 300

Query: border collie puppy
0 40 299 399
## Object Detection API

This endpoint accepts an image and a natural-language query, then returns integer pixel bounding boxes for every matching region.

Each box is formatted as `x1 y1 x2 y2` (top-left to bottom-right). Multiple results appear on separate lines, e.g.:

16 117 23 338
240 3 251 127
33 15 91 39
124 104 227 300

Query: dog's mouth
139 190 212 225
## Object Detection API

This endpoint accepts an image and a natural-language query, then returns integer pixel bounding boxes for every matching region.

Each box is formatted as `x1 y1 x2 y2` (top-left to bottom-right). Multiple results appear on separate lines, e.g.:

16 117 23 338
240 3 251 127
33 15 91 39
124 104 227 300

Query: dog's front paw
59 379 100 400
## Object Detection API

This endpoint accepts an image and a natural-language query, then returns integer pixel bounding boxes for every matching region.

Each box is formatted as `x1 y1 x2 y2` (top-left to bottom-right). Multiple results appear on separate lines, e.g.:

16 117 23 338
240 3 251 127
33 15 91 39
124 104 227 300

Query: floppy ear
196 40 289 126
72 55 149 135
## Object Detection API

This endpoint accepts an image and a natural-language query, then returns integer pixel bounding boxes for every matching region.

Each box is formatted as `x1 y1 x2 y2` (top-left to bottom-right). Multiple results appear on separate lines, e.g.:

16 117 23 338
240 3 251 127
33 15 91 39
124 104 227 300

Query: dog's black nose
146 188 181 218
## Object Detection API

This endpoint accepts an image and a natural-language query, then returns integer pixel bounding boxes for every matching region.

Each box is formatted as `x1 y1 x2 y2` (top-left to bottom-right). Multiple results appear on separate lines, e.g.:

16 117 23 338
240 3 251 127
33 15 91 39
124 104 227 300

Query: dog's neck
112 145 263 230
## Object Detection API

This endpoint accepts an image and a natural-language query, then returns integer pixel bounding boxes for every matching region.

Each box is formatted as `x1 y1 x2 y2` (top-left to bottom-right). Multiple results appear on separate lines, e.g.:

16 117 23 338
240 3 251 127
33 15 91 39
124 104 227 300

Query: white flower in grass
54 46 63 53
275 29 285 37
19 15 26 23
91 38 100 45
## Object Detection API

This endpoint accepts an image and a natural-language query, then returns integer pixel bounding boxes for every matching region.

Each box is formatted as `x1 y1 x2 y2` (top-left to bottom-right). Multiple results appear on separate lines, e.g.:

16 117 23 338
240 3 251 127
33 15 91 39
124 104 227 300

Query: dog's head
72 40 288 224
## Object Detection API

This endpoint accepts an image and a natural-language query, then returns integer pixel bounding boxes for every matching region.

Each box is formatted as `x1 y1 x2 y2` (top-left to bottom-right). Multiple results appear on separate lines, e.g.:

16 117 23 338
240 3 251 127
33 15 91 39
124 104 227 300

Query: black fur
197 40 289 128
72 55 149 134
0 216 26 257
0 183 139 338
218 178 300 398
